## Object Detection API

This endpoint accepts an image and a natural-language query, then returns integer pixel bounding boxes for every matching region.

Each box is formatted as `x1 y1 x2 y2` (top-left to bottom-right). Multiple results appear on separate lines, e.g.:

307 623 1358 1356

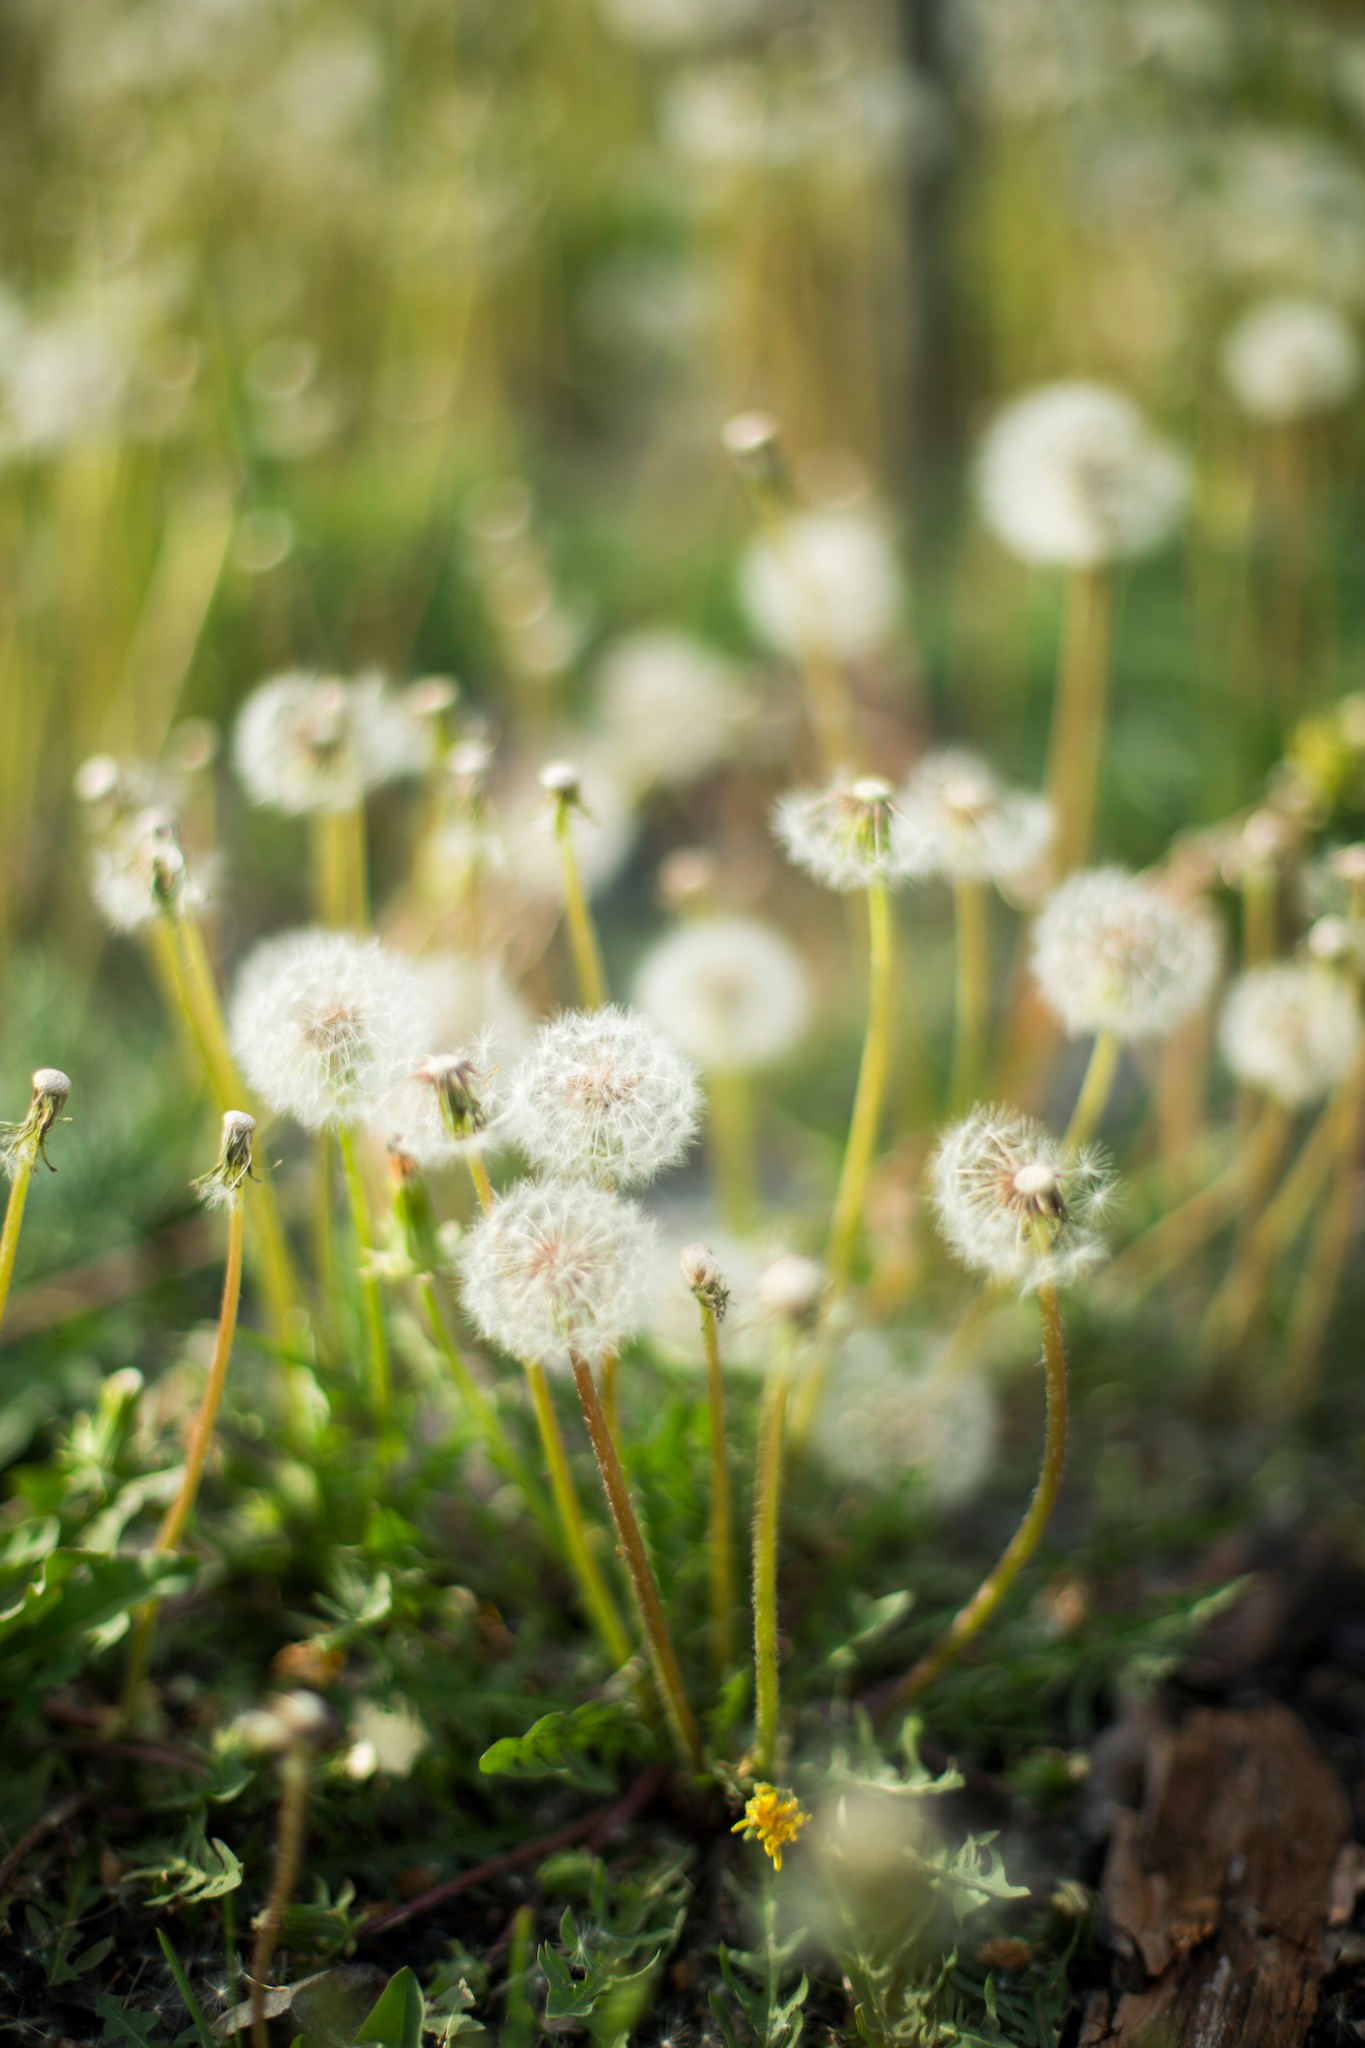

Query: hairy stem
554 807 608 1009
336 1125 391 1417
708 1065 758 1237
699 1297 735 1677
827 881 895 1292
524 1361 634 1670
949 877 991 1112
1063 1029 1121 1150
751 1358 791 1775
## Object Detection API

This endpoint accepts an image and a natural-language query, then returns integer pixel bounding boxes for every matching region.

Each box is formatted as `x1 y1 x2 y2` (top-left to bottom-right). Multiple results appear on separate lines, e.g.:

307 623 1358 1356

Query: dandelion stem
752 493 856 773
600 1351 621 1444
699 1295 735 1678
250 1743 310 2048
571 1354 704 1770
950 877 992 1111
708 1065 758 1235
524 1361 634 1671
882 1250 1068 1714
468 1153 495 1213
554 805 608 1009
336 1125 391 1417
0 1151 36 1341
342 803 369 930
313 811 351 930
123 1195 245 1721
1063 1029 1121 1150
751 1357 790 1775
827 881 895 1291
1242 870 1278 969
1045 565 1112 877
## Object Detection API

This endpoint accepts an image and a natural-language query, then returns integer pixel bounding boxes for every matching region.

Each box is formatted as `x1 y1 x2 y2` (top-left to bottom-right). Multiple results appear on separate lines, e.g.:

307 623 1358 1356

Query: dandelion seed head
510 1006 701 1187
1219 963 1361 1106
368 1032 505 1167
1032 867 1221 1041
230 929 436 1132
91 808 213 932
892 748 1054 881
757 1252 825 1326
739 507 902 662
773 776 911 893
815 1329 999 1508
1222 296 1361 422
458 1179 658 1370
634 916 812 1070
929 1105 1114 1290
977 382 1189 568
592 630 750 791
233 671 423 815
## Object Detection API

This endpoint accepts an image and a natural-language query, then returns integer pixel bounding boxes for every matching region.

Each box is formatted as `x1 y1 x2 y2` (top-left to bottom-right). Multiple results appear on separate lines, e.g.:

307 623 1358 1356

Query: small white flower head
1032 867 1221 1042
369 1034 504 1168
459 1179 658 1370
233 671 423 815
1 1067 72 1179
1219 964 1361 1107
929 1106 1114 1291
192 1110 259 1210
502 742 637 903
739 507 902 662
680 1240 730 1321
230 929 436 1132
634 916 812 1070
977 382 1190 568
592 630 750 791
1221 297 1361 422
773 775 910 893
757 1252 825 1329
892 749 1054 882
722 408 784 486
510 1006 701 1187
814 1330 998 1508
91 808 211 932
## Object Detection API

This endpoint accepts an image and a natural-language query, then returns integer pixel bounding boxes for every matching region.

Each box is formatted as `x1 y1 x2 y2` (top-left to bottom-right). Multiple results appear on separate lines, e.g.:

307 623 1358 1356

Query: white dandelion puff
977 382 1190 568
739 507 903 663
500 740 638 902
233 671 424 815
1032 867 1221 1042
1219 964 1361 1108
892 749 1054 882
929 1105 1114 1291
773 775 912 893
1221 297 1361 422
368 1033 506 1168
91 809 214 932
592 630 752 791
230 929 436 1132
756 1252 826 1327
413 954 533 1055
510 1006 701 1188
814 1329 999 1509
634 916 812 1070
458 1179 658 1371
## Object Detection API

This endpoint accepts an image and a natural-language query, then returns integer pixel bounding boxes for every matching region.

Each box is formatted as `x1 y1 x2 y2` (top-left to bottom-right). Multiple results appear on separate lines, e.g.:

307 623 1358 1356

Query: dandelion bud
2 1068 73 1179
1032 867 1220 1042
929 1106 1114 1292
510 1006 701 1187
757 1253 825 1328
1219 964 1361 1107
722 409 784 488
459 1179 658 1371
681 1241 729 1320
773 775 912 893
539 758 582 805
635 916 812 1071
192 1110 258 1210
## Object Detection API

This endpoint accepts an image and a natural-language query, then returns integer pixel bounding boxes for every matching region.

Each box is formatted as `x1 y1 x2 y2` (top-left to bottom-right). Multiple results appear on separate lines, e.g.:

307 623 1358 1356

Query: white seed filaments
1032 867 1221 1041
509 1005 701 1187
739 506 903 663
230 929 436 1131
892 749 1054 882
773 775 909 893
458 1179 658 1371
929 1106 1114 1291
1219 964 1362 1107
91 808 211 932
634 916 812 1070
233 671 423 815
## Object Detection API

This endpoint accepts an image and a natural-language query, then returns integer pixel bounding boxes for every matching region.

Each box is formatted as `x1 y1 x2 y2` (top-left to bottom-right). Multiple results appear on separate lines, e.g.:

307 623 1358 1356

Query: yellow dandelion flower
731 1783 810 1871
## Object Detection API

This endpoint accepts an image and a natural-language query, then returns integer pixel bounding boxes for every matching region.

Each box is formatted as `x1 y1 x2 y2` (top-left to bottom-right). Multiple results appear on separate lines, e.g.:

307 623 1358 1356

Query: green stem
1063 1029 1121 1150
0 1148 36 1338
708 1066 758 1236
827 881 895 1292
751 1359 791 1775
336 1126 390 1417
468 1152 495 1213
572 1355 704 1770
949 877 991 1111
699 1298 735 1678
1242 870 1277 970
417 1275 557 1544
312 812 351 930
524 1361 634 1670
1045 565 1113 877
554 807 608 1009
250 1745 310 2048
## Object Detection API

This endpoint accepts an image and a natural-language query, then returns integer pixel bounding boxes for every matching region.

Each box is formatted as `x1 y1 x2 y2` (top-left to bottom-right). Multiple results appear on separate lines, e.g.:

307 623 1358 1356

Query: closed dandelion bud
539 758 583 807
192 1110 258 1210
929 1106 1115 1292
635 916 812 1070
1032 867 1221 1041
230 929 436 1132
681 1240 729 1320
757 1252 825 1328
1221 296 1361 422
977 382 1189 568
1219 964 1361 1106
458 1179 658 1371
893 749 1053 882
773 775 910 893
1 1068 72 1179
234 671 422 815
510 1005 701 1187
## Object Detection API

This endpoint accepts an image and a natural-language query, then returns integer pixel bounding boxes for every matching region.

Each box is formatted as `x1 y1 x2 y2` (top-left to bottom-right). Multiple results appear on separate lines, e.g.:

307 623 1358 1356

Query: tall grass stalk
1045 566 1112 876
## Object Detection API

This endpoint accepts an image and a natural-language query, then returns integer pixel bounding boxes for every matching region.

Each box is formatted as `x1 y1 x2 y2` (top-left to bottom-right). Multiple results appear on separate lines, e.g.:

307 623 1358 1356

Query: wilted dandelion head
634 915 813 1071
510 1006 701 1188
977 381 1189 568
1221 296 1361 422
233 671 423 815
458 1179 658 1370
892 749 1054 882
1 1067 72 1178
1219 963 1361 1106
592 630 750 791
1032 867 1221 1041
929 1105 1114 1290
91 808 211 932
192 1110 258 1211
368 1033 504 1167
773 775 910 893
680 1240 729 1320
230 929 435 1132
739 507 902 662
